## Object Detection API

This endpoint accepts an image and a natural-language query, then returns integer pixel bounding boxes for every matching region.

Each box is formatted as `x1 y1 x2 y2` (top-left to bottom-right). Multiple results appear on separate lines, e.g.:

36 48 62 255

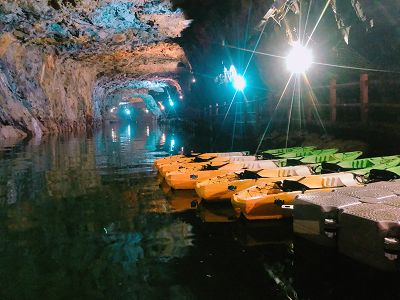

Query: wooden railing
204 73 400 125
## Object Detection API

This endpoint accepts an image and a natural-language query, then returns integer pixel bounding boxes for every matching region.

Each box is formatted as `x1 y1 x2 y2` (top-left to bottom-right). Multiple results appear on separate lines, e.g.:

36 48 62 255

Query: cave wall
0 0 191 144
0 32 97 141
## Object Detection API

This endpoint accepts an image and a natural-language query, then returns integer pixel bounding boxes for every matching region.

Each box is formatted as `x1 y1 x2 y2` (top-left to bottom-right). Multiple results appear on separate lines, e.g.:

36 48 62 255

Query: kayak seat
285 159 303 166
261 153 278 160
201 163 227 171
238 170 262 180
279 180 310 192
321 162 345 173
368 169 400 182
193 156 215 163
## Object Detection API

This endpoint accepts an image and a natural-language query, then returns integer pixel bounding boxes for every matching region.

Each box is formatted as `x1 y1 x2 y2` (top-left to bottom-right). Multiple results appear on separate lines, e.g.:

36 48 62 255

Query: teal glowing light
125 108 131 115
233 75 246 91
170 139 175 152
169 98 174 107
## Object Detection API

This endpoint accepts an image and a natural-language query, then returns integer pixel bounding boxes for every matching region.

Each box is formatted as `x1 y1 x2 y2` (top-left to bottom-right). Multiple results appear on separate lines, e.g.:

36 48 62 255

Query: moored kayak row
158 148 362 187
155 147 400 271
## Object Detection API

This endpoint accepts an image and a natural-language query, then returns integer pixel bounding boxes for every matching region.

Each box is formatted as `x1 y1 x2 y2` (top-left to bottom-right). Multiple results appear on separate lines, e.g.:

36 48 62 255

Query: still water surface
0 123 399 300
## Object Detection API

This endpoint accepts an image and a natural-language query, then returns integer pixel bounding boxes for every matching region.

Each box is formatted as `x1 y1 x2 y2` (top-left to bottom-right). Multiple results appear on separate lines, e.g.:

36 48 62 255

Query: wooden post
360 73 369 123
330 77 337 123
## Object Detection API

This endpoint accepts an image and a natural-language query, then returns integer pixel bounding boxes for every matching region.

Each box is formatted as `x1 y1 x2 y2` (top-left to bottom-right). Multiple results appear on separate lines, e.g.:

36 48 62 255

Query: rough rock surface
0 0 191 142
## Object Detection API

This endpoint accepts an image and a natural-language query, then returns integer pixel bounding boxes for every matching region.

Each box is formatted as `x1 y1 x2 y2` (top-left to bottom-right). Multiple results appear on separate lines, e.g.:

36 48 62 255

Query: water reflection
0 123 197 299
198 202 237 223
0 123 399 299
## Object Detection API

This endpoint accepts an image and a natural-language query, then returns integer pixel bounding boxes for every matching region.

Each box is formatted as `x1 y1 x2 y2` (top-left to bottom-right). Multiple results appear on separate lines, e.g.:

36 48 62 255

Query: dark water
0 122 399 300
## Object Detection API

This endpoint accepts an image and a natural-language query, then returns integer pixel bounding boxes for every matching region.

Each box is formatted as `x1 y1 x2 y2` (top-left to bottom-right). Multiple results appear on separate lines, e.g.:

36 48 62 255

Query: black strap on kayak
184 152 200 158
285 158 303 166
260 153 278 160
279 179 310 192
321 162 345 174
237 170 262 180
200 162 229 171
192 156 216 163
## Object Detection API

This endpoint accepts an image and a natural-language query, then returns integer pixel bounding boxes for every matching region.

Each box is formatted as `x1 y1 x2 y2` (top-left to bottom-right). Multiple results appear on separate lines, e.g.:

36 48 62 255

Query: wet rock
0 125 27 143
0 0 191 142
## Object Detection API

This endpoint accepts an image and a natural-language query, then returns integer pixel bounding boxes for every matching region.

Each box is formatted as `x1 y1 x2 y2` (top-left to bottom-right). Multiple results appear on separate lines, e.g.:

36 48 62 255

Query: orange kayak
231 172 361 220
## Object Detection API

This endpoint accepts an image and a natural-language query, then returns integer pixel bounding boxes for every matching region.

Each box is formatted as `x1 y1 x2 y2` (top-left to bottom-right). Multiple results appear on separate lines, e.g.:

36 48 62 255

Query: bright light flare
169 98 174 107
124 108 131 115
179 95 183 100
192 78 196 83
229 65 246 91
233 75 246 91
286 42 313 74
170 138 175 152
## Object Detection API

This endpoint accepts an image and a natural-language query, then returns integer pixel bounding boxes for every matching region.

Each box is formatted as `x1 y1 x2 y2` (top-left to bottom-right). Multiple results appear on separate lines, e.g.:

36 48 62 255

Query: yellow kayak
156 146 315 169
158 148 340 177
231 172 361 220
165 167 244 190
158 156 234 177
155 153 210 169
194 151 363 201
164 160 284 190
154 151 248 170
195 166 313 201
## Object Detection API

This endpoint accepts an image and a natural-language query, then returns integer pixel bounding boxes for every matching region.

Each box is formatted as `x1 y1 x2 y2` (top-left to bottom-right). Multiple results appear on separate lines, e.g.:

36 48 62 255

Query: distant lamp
192 78 196 83
125 108 131 115
145 109 149 114
169 98 174 107
179 95 184 100
286 42 313 73
233 75 246 91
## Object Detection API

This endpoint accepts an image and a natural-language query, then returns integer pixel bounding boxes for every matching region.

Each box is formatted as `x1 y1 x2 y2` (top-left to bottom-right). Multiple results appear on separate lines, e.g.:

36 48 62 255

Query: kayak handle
282 205 294 210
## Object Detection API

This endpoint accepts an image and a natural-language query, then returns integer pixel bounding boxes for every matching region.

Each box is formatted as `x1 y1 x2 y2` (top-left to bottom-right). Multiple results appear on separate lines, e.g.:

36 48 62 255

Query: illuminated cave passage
0 0 190 140
1 1 400 300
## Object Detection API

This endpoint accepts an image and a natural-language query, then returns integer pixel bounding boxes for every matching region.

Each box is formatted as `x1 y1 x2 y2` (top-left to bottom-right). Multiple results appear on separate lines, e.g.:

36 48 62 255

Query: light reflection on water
0 123 399 299
0 123 194 299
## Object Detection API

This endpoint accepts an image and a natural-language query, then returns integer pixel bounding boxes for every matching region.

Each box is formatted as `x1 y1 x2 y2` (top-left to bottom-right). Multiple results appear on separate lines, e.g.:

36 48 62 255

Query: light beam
286 42 313 74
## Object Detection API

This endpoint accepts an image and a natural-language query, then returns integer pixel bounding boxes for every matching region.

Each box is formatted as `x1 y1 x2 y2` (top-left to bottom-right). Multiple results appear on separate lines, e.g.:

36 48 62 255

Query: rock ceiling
0 0 191 99
0 0 192 138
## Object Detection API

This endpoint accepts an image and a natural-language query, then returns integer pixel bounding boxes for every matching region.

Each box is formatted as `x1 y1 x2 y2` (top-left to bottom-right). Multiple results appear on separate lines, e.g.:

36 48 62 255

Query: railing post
330 77 337 123
360 73 369 123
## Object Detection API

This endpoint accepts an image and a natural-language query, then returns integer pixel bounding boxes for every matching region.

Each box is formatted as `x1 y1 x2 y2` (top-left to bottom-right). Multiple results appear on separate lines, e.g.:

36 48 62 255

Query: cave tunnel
1 1 400 299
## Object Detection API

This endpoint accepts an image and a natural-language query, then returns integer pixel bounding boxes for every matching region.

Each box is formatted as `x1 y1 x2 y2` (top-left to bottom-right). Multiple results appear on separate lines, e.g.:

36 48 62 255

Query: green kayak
261 146 317 159
262 146 316 156
275 151 363 168
322 155 400 173
277 148 338 159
